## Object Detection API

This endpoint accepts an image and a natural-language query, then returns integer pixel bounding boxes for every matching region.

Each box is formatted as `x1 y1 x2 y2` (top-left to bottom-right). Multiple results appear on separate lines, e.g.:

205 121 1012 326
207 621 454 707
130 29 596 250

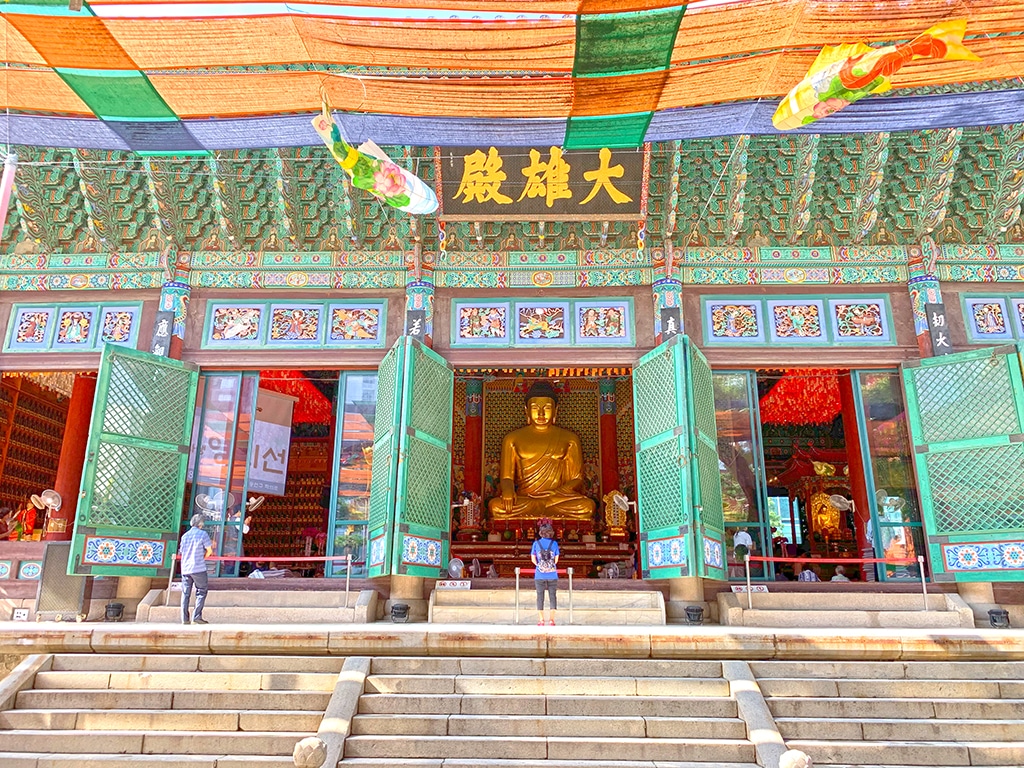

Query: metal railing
514 566 574 624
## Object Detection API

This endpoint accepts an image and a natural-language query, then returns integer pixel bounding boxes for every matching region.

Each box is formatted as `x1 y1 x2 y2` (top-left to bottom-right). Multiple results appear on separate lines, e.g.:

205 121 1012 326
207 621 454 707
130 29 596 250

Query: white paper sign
436 580 472 590
248 389 297 496
730 585 769 593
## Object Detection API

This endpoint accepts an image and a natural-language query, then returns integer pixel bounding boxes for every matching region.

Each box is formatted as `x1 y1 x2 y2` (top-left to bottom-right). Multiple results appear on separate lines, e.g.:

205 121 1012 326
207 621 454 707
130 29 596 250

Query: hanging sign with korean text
438 146 645 220
249 389 297 496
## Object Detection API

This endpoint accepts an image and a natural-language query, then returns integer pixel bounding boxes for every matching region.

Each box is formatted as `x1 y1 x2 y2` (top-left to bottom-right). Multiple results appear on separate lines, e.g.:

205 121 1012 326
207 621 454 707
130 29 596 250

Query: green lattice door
366 337 454 578
70 345 199 577
366 339 405 578
633 335 725 579
902 345 1024 582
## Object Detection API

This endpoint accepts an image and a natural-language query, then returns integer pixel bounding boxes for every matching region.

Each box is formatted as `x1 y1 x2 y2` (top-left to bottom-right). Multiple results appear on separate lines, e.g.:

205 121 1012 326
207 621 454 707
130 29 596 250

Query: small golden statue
487 381 596 522
602 490 630 540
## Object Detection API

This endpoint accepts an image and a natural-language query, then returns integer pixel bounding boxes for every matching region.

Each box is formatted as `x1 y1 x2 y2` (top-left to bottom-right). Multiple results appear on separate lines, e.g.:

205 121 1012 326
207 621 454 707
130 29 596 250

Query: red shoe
538 620 545 626
548 619 556 626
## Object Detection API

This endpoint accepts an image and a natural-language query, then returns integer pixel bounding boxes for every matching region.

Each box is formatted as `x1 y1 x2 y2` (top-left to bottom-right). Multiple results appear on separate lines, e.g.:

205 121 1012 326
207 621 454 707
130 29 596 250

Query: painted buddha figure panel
487 381 596 522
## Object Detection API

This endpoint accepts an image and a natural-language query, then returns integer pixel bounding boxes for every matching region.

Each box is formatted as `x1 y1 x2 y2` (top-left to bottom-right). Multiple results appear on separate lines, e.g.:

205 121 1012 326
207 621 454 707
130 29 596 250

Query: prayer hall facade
2 132 1024 601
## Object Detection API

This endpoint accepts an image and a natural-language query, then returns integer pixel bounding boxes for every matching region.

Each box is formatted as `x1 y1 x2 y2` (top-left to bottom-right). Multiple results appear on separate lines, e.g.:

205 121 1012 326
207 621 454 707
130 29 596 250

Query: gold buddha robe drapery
487 425 596 522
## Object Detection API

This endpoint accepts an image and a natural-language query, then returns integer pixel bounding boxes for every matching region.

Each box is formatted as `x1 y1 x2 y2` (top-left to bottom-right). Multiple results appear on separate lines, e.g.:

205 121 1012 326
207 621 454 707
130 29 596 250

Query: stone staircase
340 656 758 766
0 653 338 767
755 660 1024 767
139 587 378 624
717 591 975 628
428 588 666 624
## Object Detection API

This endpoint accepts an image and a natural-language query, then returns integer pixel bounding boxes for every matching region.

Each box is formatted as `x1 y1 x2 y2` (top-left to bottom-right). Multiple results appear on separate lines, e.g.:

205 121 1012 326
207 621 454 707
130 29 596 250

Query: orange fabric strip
5 16 138 70
0 70 92 115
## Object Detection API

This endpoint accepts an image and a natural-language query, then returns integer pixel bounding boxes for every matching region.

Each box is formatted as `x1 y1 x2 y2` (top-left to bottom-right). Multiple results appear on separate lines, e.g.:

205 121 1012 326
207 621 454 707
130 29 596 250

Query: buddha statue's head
524 381 559 431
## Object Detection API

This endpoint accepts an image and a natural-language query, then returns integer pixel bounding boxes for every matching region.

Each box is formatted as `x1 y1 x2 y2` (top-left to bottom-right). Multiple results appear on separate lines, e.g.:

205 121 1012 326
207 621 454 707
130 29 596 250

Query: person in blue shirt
179 514 214 624
531 522 560 626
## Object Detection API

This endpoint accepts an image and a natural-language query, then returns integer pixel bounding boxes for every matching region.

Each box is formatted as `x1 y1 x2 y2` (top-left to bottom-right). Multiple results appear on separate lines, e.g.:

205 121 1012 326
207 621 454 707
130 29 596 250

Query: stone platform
0 622 1021 661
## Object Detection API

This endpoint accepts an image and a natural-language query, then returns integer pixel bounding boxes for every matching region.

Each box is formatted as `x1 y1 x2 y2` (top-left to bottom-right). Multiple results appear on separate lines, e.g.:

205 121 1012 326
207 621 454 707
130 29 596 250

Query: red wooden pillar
463 379 483 495
838 372 872 555
599 379 619 495
46 372 97 540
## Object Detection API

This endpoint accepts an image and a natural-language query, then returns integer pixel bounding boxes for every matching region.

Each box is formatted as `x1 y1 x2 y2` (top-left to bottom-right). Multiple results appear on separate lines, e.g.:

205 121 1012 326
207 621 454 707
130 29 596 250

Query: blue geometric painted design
82 537 166 567
401 534 443 567
942 541 1024 571
17 561 42 580
0 561 11 579
703 536 724 570
646 535 687 571
369 535 387 567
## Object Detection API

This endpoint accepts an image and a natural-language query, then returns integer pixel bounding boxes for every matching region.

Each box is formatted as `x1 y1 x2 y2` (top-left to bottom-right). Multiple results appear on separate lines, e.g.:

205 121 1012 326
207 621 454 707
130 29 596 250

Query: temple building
1 2 1023 618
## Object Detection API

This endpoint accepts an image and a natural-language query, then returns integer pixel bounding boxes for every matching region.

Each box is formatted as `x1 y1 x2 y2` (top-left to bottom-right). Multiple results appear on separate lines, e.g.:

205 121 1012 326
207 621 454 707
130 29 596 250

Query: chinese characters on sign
441 146 644 220
149 311 174 358
925 302 954 356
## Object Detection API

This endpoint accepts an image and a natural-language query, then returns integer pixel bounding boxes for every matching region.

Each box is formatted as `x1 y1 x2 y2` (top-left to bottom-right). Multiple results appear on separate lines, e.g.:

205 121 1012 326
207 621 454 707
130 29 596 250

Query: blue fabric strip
2 89 1021 150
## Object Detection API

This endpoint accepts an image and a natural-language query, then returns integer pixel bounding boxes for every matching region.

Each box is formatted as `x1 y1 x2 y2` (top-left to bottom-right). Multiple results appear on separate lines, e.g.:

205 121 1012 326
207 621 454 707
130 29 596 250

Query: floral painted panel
329 305 383 344
516 303 568 343
100 306 138 346
209 305 263 344
831 301 887 339
269 305 322 344
768 301 825 342
1013 299 1024 338
575 301 632 345
707 302 763 342
455 303 509 344
54 308 95 346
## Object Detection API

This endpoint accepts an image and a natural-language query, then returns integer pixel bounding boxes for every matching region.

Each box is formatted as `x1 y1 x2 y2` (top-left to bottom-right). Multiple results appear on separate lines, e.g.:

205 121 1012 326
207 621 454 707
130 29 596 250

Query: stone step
344 735 755 762
162 589 358 608
338 760 761 768
32 671 336 692
0 731 307 756
351 713 746 739
751 661 1024 681
739 609 963 629
50 654 344 674
766 696 1024 720
0 755 295 768
367 657 723 678
0 709 322 732
145 606 357 624
786 740 1024 767
776 717 1024 742
357 693 737 718
428 606 665 625
364 675 729 697
17 689 331 711
758 678 1004 699
431 590 662 608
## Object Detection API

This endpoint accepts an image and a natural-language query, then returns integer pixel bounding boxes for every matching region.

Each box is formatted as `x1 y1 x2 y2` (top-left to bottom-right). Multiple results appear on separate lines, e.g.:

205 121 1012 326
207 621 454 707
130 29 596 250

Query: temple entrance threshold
448 367 639 582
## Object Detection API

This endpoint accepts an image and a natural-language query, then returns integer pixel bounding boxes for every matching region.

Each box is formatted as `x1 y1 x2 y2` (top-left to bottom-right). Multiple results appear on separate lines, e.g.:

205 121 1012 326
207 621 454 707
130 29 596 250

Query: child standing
531 522 560 625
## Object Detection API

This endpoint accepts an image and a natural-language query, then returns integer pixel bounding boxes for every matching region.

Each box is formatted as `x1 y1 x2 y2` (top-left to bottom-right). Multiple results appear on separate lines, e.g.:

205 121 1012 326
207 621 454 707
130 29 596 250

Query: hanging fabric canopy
0 1 1019 151
258 371 332 424
758 368 842 427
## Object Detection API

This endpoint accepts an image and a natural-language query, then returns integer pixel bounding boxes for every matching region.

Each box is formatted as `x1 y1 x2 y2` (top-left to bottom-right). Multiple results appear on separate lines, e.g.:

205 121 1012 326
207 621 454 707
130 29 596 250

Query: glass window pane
336 374 377 522
857 372 922 525
193 374 240 523
713 373 760 525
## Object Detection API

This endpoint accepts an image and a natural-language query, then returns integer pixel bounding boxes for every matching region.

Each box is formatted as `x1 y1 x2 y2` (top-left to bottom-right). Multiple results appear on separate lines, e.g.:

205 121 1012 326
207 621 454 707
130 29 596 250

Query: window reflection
332 374 377 576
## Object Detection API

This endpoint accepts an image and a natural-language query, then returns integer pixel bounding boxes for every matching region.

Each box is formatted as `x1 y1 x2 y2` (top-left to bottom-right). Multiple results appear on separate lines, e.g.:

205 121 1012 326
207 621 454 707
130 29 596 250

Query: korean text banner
249 389 297 497
438 146 644 220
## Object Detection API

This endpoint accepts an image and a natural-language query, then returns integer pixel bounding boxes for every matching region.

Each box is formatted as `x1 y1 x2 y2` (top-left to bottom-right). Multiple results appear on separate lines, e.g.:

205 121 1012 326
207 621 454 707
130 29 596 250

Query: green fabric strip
573 5 687 77
564 112 654 150
56 69 177 121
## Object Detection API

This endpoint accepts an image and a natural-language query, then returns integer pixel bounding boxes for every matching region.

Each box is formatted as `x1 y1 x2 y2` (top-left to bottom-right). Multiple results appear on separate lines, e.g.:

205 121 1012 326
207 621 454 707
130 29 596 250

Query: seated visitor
797 563 821 582
831 565 851 582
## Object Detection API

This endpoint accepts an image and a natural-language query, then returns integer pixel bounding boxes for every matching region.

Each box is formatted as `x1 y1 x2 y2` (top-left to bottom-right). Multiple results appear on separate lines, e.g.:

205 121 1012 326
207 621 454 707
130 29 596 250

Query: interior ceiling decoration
3 126 1024 255
1 0 1024 152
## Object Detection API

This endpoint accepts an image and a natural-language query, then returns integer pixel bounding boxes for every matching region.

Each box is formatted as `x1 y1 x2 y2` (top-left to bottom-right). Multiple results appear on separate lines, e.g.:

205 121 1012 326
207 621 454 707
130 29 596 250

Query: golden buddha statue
487 381 596 522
